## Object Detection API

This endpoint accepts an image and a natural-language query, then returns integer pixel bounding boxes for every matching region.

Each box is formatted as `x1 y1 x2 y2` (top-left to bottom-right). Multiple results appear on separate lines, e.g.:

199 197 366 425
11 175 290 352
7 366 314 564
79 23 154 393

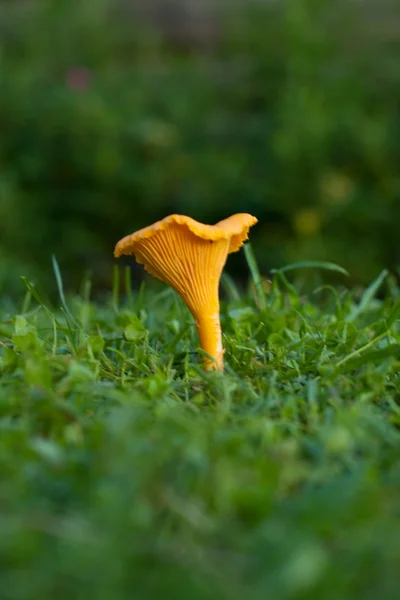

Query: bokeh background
1 0 400 295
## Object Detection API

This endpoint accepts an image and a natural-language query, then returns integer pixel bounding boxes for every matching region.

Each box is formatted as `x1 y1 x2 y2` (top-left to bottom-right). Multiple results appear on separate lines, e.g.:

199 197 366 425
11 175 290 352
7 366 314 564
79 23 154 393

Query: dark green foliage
0 263 400 599
1 0 400 291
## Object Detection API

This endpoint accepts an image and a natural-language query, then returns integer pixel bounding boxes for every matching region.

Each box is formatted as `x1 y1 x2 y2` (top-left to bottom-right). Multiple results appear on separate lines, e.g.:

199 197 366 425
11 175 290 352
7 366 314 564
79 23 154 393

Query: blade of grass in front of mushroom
112 264 120 314
244 243 267 312
221 272 241 302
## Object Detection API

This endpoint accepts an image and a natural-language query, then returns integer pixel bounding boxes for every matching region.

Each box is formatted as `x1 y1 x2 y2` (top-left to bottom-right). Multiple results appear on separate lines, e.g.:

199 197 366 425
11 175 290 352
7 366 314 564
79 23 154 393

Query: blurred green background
1 0 400 294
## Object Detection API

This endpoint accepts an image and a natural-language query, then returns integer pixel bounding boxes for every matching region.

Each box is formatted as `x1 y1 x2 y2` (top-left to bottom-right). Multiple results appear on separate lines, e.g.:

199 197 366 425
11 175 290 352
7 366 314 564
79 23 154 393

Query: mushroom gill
114 214 258 370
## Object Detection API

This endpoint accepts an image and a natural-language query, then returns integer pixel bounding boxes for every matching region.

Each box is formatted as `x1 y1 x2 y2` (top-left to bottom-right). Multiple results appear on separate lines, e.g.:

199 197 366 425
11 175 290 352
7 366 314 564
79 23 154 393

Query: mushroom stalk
195 311 224 371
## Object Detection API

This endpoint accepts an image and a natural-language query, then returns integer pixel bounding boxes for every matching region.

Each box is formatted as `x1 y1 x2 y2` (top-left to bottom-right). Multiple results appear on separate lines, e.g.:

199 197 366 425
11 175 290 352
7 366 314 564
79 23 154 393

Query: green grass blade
335 330 388 369
21 287 32 315
20 276 48 308
346 269 389 322
276 271 298 298
136 281 146 314
125 266 133 307
386 297 400 329
336 344 400 373
271 260 349 277
112 264 120 313
244 243 267 312
52 255 77 325
221 272 241 302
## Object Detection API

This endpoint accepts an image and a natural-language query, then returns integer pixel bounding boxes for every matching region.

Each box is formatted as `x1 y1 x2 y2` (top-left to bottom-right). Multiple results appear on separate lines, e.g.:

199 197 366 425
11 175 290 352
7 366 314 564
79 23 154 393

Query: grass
0 254 400 600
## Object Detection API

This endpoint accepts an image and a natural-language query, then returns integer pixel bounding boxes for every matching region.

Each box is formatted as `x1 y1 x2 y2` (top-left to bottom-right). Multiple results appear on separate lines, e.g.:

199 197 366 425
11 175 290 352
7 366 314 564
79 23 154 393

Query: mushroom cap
114 213 257 322
114 213 258 258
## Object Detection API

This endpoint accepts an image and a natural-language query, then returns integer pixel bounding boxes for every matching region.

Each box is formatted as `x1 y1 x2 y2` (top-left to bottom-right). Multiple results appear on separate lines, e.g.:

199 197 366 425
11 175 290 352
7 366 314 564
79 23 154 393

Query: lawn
0 257 399 600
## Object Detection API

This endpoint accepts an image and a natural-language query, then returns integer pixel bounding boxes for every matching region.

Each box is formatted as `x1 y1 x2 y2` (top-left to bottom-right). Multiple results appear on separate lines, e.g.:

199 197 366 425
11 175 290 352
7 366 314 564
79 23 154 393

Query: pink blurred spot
66 67 91 92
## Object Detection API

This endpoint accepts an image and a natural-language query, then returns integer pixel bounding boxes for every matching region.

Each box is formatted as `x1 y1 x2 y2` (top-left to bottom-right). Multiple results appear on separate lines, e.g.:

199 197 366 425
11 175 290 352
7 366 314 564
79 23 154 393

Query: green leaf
30 438 64 466
88 335 106 355
24 358 52 389
1 347 18 372
124 316 147 342
67 360 96 383
14 315 34 336
228 307 256 322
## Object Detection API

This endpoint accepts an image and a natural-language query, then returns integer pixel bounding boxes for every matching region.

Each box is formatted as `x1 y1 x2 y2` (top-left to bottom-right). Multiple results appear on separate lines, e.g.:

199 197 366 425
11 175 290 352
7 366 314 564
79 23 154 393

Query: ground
0 258 399 600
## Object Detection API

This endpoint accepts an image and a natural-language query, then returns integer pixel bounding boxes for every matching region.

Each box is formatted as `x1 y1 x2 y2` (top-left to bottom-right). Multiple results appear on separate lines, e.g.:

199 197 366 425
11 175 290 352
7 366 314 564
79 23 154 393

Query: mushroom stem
195 311 224 371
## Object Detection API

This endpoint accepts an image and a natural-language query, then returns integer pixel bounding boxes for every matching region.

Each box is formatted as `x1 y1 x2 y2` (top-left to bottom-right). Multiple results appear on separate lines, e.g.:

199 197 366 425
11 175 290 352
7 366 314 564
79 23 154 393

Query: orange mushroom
114 214 258 371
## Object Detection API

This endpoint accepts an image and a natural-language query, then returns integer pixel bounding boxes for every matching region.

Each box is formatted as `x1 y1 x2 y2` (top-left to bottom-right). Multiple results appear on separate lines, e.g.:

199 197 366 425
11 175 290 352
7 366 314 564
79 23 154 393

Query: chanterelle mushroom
114 214 258 371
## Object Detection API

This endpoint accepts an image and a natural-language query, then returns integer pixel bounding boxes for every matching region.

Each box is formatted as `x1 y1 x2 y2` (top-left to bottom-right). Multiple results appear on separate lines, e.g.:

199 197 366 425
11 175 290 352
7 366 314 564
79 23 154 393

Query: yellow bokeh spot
293 209 321 237
320 172 353 205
